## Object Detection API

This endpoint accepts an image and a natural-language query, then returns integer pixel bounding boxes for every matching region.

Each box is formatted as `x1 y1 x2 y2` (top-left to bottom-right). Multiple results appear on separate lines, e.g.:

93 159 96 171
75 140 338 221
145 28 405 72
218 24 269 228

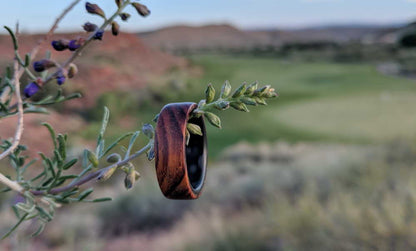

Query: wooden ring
154 102 207 199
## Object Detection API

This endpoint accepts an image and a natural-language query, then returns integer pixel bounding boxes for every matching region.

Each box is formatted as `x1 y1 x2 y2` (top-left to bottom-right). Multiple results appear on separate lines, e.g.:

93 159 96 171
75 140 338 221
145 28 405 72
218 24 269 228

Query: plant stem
31 140 153 196
42 0 132 85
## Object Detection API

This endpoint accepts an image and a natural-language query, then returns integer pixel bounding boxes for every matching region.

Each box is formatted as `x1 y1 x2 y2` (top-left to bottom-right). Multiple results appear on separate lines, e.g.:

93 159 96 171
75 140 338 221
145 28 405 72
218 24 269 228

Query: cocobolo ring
155 102 207 199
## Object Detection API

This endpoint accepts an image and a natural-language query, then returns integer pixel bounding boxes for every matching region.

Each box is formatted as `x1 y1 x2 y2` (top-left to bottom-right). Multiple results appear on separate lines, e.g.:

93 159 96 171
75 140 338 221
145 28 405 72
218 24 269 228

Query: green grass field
84 54 416 157
183 55 416 155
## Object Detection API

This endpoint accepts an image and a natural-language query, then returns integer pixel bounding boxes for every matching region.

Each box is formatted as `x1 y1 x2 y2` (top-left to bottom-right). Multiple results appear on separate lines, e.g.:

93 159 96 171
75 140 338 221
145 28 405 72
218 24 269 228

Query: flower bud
87 150 99 167
111 21 120 36
244 81 258 95
33 59 56 72
142 123 154 139
67 63 78 78
220 80 232 98
24 82 40 98
205 112 221 128
68 38 84 51
253 85 270 97
97 167 117 181
214 100 230 110
232 82 247 98
115 0 122 8
56 70 66 85
147 145 155 161
230 102 249 112
93 29 104 40
106 153 121 163
124 168 136 190
240 97 257 106
51 40 69 51
85 2 106 18
254 97 267 106
205 83 215 104
187 123 203 136
119 13 131 21
131 2 151 17
185 129 190 145
83 22 98 32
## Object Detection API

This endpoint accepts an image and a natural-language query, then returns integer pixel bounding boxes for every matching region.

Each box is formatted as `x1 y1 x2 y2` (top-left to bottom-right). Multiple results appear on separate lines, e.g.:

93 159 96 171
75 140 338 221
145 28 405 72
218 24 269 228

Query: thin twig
4 0 81 110
42 0 132 85
31 141 153 196
0 60 24 161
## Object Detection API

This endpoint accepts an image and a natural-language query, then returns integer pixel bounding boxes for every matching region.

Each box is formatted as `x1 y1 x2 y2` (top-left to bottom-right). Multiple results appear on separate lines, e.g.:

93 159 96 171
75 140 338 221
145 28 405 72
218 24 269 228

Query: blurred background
2 0 416 250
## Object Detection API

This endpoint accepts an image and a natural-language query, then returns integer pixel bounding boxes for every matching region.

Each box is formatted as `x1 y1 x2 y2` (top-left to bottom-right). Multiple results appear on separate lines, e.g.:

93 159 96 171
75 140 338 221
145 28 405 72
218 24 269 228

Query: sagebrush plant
0 0 278 238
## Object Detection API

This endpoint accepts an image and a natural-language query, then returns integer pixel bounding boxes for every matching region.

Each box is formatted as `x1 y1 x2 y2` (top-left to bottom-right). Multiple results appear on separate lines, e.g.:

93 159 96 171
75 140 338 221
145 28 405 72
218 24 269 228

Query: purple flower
119 13 131 21
24 82 40 97
86 2 106 18
33 59 56 72
83 22 98 32
68 39 82 51
131 2 151 17
93 29 104 40
56 72 66 85
51 40 68 51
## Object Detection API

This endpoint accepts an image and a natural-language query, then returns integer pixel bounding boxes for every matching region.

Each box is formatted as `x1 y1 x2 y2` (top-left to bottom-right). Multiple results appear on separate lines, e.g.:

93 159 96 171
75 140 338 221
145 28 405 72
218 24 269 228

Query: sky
0 0 416 33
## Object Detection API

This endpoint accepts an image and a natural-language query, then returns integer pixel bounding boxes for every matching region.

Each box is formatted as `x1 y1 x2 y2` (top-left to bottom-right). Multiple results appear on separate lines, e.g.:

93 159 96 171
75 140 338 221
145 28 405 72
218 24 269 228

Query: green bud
187 123 203 136
142 123 154 139
253 85 270 97
232 82 247 98
205 83 215 104
244 81 258 95
106 153 121 163
87 150 99 167
254 97 267 105
214 100 230 110
205 112 221 128
230 102 249 112
97 167 117 181
240 97 257 106
220 80 232 98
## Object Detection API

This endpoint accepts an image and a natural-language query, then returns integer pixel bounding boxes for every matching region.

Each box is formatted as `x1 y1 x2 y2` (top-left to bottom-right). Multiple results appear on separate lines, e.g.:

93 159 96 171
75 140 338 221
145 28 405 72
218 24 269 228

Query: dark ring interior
185 116 207 192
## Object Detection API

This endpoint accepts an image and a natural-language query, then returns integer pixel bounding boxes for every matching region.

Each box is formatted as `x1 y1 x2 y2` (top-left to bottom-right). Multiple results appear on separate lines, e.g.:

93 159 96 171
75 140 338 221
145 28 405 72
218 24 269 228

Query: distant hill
138 23 402 52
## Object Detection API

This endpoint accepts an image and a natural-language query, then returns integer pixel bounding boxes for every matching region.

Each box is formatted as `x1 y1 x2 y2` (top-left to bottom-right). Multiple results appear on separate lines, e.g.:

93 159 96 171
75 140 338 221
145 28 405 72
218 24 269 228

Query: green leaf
97 107 110 147
58 174 78 181
4 26 18 50
39 153 55 178
1 213 29 240
41 123 57 149
57 134 66 160
92 197 112 203
102 132 133 157
31 223 45 237
62 158 78 170
35 206 53 221
125 131 140 159
78 188 94 201
24 53 30 67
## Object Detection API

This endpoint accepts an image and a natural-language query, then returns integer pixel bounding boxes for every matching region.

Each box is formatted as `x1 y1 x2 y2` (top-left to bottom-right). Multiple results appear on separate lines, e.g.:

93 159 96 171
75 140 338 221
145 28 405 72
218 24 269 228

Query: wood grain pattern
155 102 207 199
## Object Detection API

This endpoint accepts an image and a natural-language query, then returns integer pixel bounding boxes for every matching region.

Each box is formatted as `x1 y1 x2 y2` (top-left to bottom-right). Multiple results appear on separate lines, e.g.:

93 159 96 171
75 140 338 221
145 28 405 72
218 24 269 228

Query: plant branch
0 59 24 161
42 0 132 85
3 0 81 110
31 140 153 196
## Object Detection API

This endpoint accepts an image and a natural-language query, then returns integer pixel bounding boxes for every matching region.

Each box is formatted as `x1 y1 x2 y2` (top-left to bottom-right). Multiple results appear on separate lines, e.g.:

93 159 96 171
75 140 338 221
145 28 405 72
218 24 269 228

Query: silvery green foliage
0 0 278 238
